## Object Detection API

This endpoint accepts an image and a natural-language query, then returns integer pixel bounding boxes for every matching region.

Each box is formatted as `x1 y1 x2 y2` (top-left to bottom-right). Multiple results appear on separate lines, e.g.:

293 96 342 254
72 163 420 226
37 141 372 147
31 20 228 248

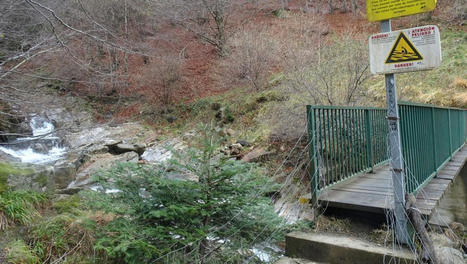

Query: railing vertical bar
355 110 362 172
338 109 343 180
460 110 463 147
318 109 323 189
307 106 318 203
325 109 331 185
424 107 430 186
359 109 365 172
365 109 373 170
348 109 353 175
335 109 340 180
344 109 352 176
406 105 412 193
331 109 337 183
431 107 437 173
351 109 356 174
413 105 419 192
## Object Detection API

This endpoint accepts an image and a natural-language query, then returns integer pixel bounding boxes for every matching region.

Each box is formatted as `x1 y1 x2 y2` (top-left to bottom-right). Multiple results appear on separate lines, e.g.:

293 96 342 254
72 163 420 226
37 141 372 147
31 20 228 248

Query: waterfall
0 116 67 164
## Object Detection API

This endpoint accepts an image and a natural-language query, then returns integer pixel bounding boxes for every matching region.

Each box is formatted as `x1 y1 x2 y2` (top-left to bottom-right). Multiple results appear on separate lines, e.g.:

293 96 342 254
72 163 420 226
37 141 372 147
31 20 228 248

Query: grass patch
169 87 290 143
0 190 47 230
5 240 39 264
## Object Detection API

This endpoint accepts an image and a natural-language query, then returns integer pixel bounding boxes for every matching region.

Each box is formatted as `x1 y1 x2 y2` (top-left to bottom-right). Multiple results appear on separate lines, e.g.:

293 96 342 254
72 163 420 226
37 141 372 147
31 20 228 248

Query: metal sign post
381 19 410 244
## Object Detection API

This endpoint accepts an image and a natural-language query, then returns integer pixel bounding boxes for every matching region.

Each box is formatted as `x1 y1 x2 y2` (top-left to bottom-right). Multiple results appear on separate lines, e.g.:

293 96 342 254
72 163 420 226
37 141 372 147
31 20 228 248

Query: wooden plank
344 183 393 189
333 187 393 196
429 178 452 184
436 174 455 180
319 189 392 210
421 185 449 191
317 145 466 217
422 181 451 190
358 174 391 180
416 190 444 201
339 185 392 191
437 170 457 176
442 167 459 172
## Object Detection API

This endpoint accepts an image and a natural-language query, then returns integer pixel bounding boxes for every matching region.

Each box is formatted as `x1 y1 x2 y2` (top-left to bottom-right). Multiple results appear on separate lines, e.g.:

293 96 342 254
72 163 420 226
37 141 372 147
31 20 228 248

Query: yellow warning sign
366 0 437 22
385 32 423 64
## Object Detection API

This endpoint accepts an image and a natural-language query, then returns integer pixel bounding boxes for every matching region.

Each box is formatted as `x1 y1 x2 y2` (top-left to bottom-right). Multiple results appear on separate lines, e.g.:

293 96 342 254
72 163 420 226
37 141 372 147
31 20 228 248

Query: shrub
222 30 280 92
88 124 283 263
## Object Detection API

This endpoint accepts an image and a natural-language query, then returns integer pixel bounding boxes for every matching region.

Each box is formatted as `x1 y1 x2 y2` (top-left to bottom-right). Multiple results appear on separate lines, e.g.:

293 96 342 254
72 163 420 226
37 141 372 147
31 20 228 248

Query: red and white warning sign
369 25 441 74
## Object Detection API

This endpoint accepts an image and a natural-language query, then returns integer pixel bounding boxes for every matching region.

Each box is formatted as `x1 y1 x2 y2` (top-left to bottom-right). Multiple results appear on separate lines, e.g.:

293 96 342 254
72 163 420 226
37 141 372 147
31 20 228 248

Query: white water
0 116 67 164
30 116 54 136
0 146 66 164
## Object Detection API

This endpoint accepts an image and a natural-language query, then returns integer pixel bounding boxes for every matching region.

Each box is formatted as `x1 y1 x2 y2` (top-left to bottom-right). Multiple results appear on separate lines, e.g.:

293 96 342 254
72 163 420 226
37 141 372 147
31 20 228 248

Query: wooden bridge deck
318 145 467 217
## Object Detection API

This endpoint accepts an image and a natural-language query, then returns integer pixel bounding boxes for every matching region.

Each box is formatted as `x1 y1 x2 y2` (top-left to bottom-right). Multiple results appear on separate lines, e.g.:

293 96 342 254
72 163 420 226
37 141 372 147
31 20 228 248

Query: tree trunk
406 194 439 264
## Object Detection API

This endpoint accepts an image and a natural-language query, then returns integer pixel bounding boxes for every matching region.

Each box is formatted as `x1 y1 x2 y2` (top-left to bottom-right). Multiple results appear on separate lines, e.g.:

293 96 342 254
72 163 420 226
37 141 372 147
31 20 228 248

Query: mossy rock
0 163 34 193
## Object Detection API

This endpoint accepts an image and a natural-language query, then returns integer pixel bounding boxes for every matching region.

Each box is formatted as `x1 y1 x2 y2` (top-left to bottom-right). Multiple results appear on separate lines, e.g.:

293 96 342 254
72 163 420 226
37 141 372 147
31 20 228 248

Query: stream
0 116 67 164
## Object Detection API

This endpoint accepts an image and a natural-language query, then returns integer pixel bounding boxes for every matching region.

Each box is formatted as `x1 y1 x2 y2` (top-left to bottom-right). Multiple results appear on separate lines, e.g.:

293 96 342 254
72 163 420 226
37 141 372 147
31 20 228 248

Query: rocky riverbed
0 106 189 195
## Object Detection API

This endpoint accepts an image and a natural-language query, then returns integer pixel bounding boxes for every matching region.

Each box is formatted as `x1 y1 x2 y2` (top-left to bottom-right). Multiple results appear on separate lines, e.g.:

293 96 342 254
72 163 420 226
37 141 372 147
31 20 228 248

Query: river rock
434 247 464 264
52 162 77 189
431 233 455 248
236 140 251 147
32 143 49 154
65 151 141 191
0 149 21 163
120 151 139 162
241 148 273 163
142 139 185 164
142 147 172 163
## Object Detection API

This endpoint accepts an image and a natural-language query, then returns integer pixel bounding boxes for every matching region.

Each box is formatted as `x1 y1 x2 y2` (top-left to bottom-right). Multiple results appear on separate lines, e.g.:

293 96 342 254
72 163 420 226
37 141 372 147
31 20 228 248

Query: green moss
33 174 48 188
0 163 33 193
6 240 40 264
53 195 82 215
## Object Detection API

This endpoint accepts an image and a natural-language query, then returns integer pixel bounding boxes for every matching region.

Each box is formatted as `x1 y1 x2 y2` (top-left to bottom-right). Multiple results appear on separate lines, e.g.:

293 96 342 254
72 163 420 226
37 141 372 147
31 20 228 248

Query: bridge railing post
431 107 438 172
307 105 319 206
448 109 453 160
365 109 374 172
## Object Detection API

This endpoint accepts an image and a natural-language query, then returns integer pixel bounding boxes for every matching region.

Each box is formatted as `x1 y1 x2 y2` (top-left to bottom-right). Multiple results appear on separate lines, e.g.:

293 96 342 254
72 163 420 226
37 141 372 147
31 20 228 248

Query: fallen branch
406 194 438 264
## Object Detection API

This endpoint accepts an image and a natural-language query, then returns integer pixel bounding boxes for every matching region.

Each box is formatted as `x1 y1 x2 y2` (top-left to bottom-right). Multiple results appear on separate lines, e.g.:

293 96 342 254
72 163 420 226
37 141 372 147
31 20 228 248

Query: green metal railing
399 102 467 193
307 105 389 200
307 103 467 200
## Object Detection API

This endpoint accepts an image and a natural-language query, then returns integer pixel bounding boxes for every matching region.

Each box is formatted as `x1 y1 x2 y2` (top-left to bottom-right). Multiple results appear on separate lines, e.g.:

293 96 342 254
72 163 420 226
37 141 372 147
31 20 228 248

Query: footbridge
307 102 467 218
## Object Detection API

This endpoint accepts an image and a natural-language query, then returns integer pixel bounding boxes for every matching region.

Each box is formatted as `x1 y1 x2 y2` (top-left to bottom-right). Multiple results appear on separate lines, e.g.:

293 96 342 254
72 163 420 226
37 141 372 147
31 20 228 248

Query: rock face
141 139 185 164
6 162 76 191
434 247 464 264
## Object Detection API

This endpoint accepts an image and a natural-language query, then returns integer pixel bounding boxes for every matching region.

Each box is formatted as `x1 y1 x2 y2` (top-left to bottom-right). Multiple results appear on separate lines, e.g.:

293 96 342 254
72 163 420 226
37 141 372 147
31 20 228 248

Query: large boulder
434 247 464 264
108 143 145 156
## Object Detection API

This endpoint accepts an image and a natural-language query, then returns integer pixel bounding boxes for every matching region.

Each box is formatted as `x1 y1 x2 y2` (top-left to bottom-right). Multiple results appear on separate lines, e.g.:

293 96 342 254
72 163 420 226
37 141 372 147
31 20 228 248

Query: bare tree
152 0 258 56
285 30 370 106
223 29 279 91
0 0 157 139
134 55 183 108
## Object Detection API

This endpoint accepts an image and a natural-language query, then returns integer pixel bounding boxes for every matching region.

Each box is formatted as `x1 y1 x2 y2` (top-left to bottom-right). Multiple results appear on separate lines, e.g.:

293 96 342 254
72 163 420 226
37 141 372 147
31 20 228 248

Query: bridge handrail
307 103 467 202
307 105 389 202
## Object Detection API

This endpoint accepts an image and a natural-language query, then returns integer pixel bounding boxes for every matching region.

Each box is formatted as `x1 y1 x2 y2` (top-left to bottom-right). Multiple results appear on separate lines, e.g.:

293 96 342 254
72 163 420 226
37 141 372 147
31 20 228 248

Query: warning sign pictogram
385 32 423 64
369 25 441 74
